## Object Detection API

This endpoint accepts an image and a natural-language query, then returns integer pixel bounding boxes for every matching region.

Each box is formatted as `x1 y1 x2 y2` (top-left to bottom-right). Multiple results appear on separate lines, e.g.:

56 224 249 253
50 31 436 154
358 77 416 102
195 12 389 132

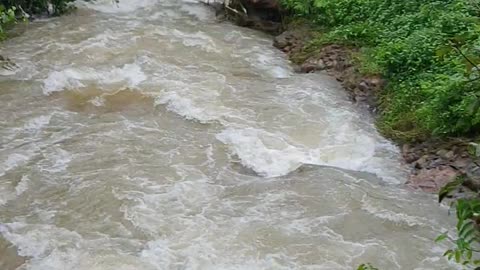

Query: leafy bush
0 4 16 39
281 0 480 141
0 0 76 16
437 177 480 267
0 0 76 39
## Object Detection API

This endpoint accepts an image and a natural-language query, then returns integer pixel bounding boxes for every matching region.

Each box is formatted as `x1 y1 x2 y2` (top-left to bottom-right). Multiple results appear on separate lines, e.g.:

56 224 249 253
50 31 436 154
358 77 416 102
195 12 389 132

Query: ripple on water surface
0 0 457 269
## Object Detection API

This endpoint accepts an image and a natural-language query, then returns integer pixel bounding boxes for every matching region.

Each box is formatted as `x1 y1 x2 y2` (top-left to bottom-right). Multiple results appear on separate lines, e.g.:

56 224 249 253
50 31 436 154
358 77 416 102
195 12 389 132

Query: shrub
0 0 76 39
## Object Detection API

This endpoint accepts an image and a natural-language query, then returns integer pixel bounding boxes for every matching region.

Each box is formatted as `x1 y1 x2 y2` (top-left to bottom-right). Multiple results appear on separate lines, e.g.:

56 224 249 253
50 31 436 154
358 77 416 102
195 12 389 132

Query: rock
444 150 455 160
407 166 459 193
300 63 316 73
364 76 385 89
273 32 290 49
452 158 471 170
432 157 449 168
358 80 369 92
300 58 325 73
464 161 480 191
414 155 430 169
353 88 368 102
436 149 449 157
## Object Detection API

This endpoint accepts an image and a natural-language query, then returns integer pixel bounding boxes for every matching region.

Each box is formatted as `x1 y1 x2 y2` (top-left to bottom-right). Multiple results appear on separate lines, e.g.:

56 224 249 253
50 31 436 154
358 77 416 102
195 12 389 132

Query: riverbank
213 0 480 194
273 25 480 193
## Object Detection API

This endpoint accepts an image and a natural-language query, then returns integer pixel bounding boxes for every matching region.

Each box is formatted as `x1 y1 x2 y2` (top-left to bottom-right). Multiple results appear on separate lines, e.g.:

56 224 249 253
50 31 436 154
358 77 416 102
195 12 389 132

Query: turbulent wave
0 0 456 269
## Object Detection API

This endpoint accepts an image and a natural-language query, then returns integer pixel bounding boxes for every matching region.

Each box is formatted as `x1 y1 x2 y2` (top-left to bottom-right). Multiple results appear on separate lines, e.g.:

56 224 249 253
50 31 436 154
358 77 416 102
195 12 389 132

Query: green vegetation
357 263 378 270
0 5 16 39
0 0 76 39
437 177 480 267
280 0 480 142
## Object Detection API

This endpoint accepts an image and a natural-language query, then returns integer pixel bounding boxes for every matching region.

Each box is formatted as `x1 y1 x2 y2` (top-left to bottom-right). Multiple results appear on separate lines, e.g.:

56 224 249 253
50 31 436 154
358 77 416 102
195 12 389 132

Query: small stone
273 30 297 49
415 155 429 169
358 81 369 92
436 149 448 157
452 158 470 170
444 150 455 160
364 75 385 89
404 154 418 163
429 157 447 168
300 63 316 73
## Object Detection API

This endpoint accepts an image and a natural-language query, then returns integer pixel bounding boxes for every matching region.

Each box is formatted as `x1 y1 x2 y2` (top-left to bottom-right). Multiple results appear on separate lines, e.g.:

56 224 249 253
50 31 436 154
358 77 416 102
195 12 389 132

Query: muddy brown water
0 0 458 269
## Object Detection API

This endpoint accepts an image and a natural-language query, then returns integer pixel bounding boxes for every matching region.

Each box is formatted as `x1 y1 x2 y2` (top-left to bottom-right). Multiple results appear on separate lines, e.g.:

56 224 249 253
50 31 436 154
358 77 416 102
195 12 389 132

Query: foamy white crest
238 49 292 78
43 63 147 94
155 91 228 123
172 30 221 53
40 147 72 173
361 195 426 227
0 152 35 177
216 127 397 178
216 128 307 177
79 0 157 13
154 78 241 123
24 115 52 132
16 175 30 195
180 3 214 21
0 222 83 258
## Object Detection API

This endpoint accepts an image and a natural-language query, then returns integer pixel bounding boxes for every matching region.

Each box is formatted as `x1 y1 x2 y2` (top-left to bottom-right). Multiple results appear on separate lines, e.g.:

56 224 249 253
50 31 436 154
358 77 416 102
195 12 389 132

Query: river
0 0 457 269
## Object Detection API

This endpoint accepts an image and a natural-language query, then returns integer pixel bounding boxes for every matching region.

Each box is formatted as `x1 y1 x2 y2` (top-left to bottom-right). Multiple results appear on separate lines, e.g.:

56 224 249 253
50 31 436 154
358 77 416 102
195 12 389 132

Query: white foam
40 147 72 173
43 63 147 94
155 91 231 123
0 222 83 258
79 0 157 13
172 30 221 53
153 76 242 123
216 128 307 177
180 3 214 21
16 175 30 195
216 127 387 178
24 115 52 133
0 152 35 177
361 195 426 227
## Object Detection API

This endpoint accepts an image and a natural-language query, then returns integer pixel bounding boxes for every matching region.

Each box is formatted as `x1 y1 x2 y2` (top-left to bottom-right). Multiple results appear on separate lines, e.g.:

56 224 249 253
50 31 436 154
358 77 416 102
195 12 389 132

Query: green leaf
444 250 454 257
435 233 448 243
357 264 378 270
455 249 462 263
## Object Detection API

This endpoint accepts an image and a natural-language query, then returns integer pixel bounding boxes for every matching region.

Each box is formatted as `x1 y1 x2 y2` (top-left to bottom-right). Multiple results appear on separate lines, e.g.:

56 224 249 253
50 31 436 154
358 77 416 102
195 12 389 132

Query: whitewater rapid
0 0 457 269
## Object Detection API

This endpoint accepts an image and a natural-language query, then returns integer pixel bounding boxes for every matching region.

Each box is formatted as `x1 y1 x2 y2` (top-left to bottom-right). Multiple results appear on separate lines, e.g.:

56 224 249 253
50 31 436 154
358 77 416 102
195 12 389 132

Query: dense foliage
1 0 75 15
0 0 75 39
437 176 480 267
0 4 16 39
281 0 480 141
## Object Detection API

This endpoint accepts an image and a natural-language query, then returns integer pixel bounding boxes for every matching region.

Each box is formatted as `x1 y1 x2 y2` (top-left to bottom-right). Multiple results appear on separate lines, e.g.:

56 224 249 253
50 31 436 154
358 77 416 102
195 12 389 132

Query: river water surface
0 0 457 269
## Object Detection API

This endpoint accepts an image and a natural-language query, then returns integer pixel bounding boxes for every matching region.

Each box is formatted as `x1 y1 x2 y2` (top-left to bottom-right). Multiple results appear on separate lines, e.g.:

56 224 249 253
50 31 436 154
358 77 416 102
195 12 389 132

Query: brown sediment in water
0 236 25 270
50 87 156 114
